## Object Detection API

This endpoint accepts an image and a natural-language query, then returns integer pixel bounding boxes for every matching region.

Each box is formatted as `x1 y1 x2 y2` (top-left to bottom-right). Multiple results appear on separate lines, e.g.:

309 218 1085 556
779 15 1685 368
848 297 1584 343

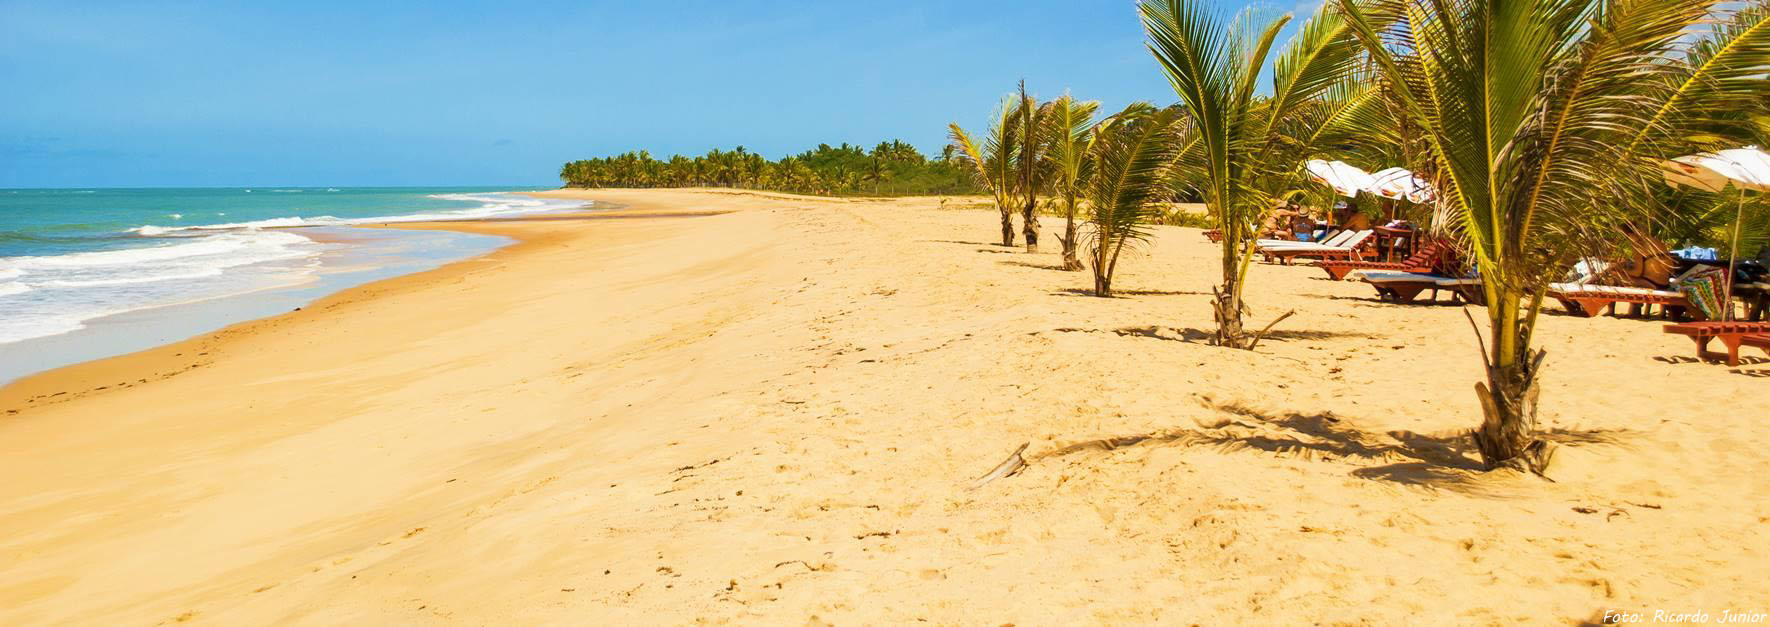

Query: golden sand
1 188 1765 623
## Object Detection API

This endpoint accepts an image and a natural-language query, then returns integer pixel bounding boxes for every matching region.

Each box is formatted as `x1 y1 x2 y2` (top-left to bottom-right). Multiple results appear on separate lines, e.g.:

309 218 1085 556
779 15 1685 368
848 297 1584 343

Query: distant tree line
558 141 982 196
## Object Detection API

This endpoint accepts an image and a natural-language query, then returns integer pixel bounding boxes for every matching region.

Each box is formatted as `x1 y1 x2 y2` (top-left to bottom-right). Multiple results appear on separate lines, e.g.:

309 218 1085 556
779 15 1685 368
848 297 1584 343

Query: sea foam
0 231 324 344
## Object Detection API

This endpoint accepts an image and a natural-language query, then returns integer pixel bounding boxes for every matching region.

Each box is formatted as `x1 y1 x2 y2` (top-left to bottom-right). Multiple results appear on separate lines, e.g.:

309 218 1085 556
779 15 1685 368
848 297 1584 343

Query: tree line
558 141 981 196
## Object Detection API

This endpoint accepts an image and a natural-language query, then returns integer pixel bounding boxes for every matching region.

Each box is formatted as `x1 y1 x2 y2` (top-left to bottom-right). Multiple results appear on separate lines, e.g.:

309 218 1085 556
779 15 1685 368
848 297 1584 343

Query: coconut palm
1335 0 1770 471
1011 82 1052 252
1042 94 1103 270
1085 104 1183 296
951 95 1025 246
1141 0 1378 347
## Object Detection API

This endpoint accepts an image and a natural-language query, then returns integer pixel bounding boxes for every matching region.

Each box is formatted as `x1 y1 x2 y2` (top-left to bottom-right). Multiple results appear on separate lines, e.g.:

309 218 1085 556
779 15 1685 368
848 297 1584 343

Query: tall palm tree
1085 104 1183 296
1141 0 1377 348
862 155 890 193
1043 94 1103 270
1012 82 1052 252
951 95 1025 246
1335 0 1770 471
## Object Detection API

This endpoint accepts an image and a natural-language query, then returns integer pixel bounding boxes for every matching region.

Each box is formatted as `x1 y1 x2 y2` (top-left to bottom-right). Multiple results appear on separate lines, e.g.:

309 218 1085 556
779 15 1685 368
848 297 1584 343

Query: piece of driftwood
1243 309 1298 351
968 442 1030 490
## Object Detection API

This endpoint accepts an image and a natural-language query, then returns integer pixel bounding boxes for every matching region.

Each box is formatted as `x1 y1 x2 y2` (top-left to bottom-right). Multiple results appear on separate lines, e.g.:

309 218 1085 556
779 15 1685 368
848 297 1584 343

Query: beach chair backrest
1337 230 1375 250
1401 239 1442 265
1318 230 1355 247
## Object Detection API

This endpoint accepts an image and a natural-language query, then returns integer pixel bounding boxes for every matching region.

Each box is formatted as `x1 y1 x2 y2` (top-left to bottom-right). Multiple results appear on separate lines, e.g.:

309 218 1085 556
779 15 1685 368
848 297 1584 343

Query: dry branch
967 442 1030 490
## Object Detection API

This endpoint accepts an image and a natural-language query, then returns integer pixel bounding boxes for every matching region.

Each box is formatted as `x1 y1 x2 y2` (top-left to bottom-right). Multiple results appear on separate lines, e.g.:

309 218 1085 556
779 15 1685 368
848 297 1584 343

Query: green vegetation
558 142 980 197
941 0 1768 472
1142 0 1377 348
1335 0 1770 472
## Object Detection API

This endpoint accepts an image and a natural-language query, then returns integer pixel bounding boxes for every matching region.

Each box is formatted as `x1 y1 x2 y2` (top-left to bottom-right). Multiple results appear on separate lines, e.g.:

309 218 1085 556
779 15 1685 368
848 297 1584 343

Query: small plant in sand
1335 0 1770 472
1041 94 1103 270
950 95 1026 247
1083 104 1183 296
1140 0 1381 348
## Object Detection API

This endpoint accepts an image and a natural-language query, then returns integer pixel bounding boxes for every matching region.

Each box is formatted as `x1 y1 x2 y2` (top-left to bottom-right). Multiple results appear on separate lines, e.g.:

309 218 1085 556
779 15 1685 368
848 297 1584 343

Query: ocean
0 187 583 381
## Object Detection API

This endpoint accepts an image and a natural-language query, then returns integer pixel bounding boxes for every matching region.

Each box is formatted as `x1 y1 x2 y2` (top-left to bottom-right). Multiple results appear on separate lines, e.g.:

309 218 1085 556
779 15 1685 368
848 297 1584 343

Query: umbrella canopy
1658 146 1770 321
1367 167 1437 203
1306 159 1376 198
1660 147 1770 193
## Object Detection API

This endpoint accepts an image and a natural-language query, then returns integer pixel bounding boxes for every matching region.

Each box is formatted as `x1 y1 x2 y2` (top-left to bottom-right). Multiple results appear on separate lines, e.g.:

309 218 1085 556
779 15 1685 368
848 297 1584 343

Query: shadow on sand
1050 288 1210 298
1035 401 1633 495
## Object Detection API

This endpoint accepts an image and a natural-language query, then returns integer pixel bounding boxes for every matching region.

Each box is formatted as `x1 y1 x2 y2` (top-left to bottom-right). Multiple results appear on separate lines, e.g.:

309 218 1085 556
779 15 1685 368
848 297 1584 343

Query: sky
0 0 1304 188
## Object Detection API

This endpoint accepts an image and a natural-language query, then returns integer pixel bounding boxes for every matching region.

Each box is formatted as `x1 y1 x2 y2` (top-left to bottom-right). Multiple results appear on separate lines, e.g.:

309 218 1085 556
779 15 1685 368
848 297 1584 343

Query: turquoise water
0 187 582 377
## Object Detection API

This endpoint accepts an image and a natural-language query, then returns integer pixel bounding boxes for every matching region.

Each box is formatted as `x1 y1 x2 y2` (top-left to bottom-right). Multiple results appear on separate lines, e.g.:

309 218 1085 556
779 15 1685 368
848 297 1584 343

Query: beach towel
1677 266 1728 319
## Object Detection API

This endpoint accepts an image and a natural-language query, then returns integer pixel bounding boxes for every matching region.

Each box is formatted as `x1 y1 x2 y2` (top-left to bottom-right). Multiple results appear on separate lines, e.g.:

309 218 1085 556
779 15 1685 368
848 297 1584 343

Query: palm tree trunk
1061 198 1083 271
1092 231 1113 296
1472 293 1553 472
1213 246 1247 347
1000 208 1016 247
1023 198 1041 253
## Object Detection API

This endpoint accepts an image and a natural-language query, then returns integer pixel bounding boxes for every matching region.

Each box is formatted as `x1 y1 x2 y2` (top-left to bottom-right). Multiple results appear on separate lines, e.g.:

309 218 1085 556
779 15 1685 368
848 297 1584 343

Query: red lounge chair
1663 321 1770 366
1203 229 1223 243
1550 284 1694 319
1319 240 1446 280
1359 271 1483 304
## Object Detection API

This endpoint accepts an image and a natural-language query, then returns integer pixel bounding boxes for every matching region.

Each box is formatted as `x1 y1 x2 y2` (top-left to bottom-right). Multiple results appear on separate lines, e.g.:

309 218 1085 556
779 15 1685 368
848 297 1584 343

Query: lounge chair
1549 262 1724 319
1257 229 1351 250
1319 239 1447 280
1550 284 1693 318
1663 321 1770 366
1262 230 1376 265
1359 270 1483 304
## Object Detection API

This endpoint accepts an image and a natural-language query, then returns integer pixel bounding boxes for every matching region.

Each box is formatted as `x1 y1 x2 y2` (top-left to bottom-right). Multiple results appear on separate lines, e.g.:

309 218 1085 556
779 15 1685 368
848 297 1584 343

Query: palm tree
1042 94 1102 270
1335 0 1770 471
1085 104 1183 296
951 95 1025 246
1012 81 1052 252
862 155 890 193
1141 0 1377 348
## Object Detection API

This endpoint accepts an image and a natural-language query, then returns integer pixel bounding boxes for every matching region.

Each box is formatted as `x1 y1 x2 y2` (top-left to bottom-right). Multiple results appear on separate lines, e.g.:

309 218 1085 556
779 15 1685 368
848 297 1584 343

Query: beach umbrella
1306 159 1376 199
1660 147 1770 193
1367 167 1437 204
1660 146 1770 320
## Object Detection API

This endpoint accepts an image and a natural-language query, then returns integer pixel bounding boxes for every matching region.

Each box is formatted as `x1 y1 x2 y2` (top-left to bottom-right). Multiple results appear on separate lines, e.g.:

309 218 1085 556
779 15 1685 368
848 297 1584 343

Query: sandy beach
2 188 1766 623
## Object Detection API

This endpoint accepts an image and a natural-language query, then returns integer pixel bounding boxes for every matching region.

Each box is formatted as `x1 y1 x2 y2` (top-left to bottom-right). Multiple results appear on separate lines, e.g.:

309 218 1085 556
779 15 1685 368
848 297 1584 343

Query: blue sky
1 1 1298 188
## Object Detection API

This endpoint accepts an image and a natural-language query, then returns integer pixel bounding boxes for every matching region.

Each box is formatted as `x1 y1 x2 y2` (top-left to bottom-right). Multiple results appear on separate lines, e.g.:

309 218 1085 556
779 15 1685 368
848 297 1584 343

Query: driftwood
1243 309 1298 351
967 442 1030 490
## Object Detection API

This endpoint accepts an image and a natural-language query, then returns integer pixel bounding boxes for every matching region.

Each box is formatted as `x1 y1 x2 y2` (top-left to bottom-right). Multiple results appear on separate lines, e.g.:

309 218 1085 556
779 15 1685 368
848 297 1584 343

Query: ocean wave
0 230 324 344
131 191 581 236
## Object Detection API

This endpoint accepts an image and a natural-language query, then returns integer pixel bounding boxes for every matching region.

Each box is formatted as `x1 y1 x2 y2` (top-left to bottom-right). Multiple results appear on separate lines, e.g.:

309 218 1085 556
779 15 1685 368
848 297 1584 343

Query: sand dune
1 188 1765 623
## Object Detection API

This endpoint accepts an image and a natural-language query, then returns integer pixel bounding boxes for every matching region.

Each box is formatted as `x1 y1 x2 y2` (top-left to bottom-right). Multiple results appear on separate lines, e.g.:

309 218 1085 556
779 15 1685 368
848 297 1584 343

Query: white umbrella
1367 167 1437 204
1659 146 1770 320
1661 147 1770 193
1306 159 1376 198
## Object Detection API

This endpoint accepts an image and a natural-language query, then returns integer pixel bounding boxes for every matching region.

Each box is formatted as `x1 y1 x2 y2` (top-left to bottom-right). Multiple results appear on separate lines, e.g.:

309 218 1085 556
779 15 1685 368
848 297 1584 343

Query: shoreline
2 189 1765 623
0 195 654 411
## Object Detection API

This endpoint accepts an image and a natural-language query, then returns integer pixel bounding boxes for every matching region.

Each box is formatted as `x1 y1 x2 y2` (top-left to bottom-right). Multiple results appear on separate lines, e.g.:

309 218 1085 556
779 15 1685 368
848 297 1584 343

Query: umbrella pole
1726 189 1744 321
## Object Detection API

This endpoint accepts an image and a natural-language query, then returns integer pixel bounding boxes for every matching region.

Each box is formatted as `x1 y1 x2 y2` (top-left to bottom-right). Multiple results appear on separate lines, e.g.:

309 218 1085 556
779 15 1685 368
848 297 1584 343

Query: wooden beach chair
1257 229 1352 250
1263 230 1376 265
1663 321 1770 366
1319 239 1447 280
1359 270 1482 304
1549 284 1694 319
1203 229 1223 243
